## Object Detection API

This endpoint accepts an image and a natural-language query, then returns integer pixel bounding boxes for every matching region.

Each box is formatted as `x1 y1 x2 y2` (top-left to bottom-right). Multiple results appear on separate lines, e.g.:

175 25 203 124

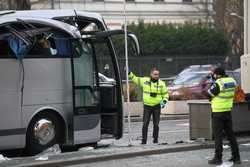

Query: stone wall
244 0 249 55
241 0 250 94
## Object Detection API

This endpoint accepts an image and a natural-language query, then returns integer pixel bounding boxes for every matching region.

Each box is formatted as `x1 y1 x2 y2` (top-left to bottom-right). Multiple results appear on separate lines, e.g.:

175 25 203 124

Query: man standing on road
129 68 168 144
207 67 241 165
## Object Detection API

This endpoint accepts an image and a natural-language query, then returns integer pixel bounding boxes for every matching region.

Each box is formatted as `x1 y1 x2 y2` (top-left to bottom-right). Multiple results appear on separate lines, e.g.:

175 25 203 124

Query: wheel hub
34 119 55 145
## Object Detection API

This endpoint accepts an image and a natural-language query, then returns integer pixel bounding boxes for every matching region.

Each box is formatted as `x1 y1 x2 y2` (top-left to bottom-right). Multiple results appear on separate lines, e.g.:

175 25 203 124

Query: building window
154 0 164 2
183 0 192 2
126 0 135 2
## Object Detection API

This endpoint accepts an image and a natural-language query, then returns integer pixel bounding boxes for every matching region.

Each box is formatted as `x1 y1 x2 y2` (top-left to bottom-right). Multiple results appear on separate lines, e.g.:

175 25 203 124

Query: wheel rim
34 119 56 145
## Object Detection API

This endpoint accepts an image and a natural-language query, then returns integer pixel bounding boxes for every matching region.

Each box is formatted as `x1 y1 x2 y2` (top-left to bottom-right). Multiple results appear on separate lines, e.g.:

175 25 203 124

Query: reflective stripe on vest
211 77 236 112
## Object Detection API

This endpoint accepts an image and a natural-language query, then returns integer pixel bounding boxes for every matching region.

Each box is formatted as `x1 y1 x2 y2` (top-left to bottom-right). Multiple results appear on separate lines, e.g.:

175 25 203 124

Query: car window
173 73 207 85
226 71 241 85
178 65 216 77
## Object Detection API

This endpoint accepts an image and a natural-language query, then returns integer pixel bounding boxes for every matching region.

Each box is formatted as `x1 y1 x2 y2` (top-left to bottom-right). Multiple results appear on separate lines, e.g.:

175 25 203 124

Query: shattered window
0 22 74 59
0 26 18 58
27 32 73 58
0 38 14 58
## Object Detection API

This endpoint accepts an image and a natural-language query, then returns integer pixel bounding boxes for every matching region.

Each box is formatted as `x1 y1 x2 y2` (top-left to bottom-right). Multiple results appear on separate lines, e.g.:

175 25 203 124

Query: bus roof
0 10 103 22
0 10 105 38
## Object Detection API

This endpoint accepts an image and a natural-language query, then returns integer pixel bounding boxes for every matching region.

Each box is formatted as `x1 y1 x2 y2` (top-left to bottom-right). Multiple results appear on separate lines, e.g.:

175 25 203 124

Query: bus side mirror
128 33 140 56
94 30 140 56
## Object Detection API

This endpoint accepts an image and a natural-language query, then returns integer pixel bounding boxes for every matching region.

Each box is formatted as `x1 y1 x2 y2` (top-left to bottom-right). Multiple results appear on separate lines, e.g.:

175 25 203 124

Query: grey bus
0 10 139 154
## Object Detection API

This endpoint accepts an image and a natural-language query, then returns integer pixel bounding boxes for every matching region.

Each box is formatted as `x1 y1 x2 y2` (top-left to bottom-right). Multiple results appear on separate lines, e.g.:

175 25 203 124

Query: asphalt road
68 145 250 167
0 119 190 166
1 119 250 167
121 119 189 145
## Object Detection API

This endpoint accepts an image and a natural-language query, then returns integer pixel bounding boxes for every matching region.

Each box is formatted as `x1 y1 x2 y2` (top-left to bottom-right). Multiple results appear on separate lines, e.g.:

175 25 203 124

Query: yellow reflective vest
211 77 236 112
129 72 169 106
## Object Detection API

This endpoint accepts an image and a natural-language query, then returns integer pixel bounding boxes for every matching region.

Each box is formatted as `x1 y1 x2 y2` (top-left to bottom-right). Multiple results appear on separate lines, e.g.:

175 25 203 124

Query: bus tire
26 111 63 155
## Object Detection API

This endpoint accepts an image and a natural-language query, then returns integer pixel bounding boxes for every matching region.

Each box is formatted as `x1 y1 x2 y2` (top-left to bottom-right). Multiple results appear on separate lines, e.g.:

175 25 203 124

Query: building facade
31 0 213 29
241 0 250 93
244 0 249 55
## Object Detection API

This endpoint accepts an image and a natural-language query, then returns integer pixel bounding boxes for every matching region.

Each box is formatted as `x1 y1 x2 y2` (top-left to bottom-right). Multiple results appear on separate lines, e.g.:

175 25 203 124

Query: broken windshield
0 21 77 58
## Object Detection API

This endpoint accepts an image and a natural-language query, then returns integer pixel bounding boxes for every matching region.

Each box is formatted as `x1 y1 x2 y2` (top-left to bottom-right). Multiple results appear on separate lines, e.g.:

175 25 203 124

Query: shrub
112 22 229 57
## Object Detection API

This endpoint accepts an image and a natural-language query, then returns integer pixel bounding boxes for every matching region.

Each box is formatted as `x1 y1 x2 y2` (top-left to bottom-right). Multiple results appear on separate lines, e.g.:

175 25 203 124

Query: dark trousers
212 112 240 159
142 104 161 143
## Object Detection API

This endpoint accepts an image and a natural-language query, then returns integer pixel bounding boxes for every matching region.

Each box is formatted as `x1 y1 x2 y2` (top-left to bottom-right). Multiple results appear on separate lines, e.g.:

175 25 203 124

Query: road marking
123 130 188 135
241 143 250 146
176 123 189 126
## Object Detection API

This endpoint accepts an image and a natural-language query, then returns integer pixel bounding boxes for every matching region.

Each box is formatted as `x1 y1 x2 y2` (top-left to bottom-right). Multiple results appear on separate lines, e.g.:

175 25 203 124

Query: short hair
151 67 159 73
213 67 225 76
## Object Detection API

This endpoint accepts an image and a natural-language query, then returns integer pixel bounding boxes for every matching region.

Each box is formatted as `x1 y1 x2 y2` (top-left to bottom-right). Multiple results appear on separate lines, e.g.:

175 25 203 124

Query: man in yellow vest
207 67 241 165
129 68 168 144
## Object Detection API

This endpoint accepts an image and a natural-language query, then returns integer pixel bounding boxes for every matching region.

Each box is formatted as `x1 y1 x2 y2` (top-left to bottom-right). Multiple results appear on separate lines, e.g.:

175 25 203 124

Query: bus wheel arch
25 110 66 155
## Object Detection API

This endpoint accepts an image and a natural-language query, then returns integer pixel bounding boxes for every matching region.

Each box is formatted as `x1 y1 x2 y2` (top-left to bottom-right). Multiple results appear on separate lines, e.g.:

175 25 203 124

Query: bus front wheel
26 112 62 155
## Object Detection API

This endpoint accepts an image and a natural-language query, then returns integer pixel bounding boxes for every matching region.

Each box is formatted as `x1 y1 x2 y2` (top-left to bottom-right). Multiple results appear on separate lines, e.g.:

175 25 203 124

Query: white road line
123 130 188 135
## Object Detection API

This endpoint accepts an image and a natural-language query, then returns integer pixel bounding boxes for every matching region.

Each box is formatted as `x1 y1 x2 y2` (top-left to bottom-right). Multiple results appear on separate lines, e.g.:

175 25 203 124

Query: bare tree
213 0 243 69
0 0 31 10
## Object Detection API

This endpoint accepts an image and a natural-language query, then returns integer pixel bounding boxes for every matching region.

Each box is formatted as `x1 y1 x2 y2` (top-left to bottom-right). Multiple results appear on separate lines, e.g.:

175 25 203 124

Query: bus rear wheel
26 112 62 155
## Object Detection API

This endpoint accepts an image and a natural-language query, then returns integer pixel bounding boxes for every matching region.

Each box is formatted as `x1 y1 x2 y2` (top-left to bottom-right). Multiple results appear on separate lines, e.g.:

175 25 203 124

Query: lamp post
123 0 132 146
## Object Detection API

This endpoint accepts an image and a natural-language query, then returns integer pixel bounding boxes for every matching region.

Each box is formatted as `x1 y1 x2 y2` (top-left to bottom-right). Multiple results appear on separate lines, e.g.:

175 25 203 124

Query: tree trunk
213 0 244 69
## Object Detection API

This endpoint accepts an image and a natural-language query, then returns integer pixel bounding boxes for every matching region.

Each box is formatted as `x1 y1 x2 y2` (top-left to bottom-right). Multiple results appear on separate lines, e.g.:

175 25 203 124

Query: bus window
95 41 115 79
27 32 72 58
72 40 98 109
0 38 14 58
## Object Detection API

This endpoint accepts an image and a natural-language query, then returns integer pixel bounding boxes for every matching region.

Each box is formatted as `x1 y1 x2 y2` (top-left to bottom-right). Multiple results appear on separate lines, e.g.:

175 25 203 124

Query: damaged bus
0 10 140 154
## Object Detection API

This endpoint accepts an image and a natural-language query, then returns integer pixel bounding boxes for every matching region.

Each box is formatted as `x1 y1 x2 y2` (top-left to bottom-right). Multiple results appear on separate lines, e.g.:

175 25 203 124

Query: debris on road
0 154 10 162
35 144 61 161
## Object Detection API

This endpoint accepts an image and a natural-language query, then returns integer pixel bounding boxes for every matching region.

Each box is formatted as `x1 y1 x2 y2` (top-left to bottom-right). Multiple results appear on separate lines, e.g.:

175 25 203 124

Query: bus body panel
73 114 101 144
0 59 23 149
22 59 72 106
0 135 24 150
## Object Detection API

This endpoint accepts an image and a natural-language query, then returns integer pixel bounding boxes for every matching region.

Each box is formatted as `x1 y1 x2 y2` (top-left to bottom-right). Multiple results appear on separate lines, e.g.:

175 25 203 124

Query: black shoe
228 157 241 164
153 139 158 143
141 141 146 145
208 158 222 165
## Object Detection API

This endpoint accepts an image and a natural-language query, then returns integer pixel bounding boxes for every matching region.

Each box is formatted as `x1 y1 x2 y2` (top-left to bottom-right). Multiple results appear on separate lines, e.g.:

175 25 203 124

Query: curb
18 138 250 167
18 144 212 167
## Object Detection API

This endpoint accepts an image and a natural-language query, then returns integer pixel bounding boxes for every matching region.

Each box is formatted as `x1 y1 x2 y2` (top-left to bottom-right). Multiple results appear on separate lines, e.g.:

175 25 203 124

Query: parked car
161 65 216 86
178 64 217 76
168 70 240 100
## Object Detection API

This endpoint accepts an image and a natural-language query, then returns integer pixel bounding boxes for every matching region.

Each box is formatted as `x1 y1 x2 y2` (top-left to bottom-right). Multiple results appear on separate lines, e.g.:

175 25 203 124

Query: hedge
112 22 229 57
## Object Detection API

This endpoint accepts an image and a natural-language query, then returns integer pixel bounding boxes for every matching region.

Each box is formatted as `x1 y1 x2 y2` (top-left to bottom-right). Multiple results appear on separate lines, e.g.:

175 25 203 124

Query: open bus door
90 30 140 139
70 28 140 144
71 37 123 144
71 39 102 144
